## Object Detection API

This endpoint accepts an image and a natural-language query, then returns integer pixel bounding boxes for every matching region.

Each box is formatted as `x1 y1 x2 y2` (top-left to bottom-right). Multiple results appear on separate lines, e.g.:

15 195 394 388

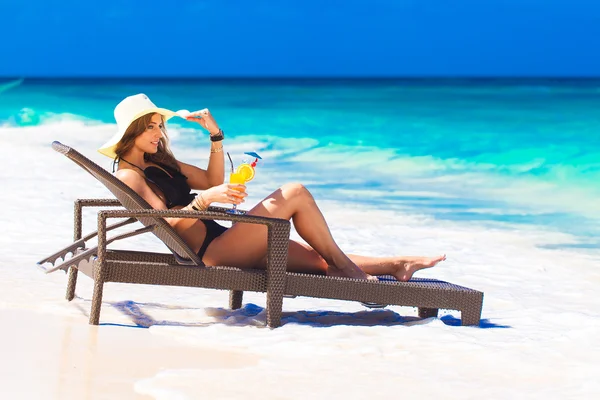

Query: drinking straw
226 152 234 174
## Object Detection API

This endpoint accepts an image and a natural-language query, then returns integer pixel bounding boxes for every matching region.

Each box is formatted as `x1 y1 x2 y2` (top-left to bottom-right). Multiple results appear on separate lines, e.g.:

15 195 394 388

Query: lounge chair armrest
74 198 125 241
96 209 288 228
207 205 246 214
96 209 291 276
75 198 122 208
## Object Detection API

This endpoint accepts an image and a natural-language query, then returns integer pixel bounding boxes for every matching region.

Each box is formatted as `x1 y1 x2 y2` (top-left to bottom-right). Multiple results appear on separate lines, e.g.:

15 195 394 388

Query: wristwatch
210 129 225 142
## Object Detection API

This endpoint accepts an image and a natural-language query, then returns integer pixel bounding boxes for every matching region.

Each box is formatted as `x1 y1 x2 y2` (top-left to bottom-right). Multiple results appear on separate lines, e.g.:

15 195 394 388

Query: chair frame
38 142 484 328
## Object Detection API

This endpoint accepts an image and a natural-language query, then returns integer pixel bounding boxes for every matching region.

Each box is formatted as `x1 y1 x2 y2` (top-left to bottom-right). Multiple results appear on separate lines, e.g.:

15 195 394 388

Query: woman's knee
280 183 312 200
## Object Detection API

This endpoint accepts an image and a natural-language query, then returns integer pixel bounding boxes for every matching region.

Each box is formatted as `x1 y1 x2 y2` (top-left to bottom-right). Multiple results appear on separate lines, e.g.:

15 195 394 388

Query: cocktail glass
226 152 261 214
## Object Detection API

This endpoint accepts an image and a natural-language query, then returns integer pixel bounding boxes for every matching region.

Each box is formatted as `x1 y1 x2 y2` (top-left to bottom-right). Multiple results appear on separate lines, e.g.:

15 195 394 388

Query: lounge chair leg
89 280 104 325
460 308 481 326
418 307 438 319
65 267 78 301
266 293 283 328
229 290 243 309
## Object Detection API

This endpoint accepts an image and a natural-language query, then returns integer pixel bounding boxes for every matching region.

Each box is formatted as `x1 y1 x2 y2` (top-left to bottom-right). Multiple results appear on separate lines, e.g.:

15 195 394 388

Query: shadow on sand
72 299 510 330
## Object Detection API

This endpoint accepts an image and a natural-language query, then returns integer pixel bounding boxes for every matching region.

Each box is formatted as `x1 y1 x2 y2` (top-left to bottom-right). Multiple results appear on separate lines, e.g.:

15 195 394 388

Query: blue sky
1 0 599 77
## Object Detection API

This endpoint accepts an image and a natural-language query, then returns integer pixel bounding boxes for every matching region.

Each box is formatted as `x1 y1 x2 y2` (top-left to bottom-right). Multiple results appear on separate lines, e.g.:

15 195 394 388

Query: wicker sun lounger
38 141 484 328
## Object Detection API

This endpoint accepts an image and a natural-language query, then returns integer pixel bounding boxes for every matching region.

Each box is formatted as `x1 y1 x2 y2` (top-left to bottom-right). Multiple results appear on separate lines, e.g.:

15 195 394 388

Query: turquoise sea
2 77 599 250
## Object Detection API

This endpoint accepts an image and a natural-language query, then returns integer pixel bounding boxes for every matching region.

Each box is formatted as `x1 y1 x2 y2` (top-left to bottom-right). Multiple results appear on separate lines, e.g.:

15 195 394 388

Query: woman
98 94 445 281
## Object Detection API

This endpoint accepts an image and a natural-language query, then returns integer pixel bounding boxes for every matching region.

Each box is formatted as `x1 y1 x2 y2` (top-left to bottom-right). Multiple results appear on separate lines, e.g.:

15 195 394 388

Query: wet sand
0 309 259 400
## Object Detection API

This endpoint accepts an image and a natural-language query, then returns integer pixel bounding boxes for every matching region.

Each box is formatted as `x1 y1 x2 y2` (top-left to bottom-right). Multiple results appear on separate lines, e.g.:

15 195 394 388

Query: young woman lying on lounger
98 94 445 281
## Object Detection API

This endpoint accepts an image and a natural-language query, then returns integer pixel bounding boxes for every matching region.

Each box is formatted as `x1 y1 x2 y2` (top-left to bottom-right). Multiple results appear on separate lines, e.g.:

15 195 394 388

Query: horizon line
2 75 600 81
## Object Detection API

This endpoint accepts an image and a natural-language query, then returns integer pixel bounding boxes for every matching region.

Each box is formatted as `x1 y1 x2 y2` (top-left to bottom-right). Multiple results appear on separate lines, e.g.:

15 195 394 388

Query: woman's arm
178 141 225 190
180 108 226 190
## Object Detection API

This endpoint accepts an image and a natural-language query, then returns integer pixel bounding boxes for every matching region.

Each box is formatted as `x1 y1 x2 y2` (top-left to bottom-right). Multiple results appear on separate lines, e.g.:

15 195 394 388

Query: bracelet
189 193 209 211
209 129 225 142
210 146 223 154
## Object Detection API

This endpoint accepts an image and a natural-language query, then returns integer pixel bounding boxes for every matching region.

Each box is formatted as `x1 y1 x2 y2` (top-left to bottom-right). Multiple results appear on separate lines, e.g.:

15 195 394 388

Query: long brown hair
114 113 180 171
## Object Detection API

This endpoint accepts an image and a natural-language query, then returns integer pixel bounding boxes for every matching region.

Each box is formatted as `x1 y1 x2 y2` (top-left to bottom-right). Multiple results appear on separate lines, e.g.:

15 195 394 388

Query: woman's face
134 113 164 154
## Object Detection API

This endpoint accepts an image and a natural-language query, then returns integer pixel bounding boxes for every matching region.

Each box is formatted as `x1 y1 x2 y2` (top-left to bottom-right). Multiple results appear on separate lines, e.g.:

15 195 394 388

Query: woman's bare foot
393 254 446 282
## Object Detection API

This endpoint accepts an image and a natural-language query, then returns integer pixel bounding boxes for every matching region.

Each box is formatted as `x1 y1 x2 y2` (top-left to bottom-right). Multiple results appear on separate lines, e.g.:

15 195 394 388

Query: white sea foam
1 120 600 399
278 143 600 220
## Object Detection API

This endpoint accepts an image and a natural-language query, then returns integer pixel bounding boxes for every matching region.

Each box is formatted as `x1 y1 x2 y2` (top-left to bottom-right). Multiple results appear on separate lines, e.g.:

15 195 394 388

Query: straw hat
98 93 188 159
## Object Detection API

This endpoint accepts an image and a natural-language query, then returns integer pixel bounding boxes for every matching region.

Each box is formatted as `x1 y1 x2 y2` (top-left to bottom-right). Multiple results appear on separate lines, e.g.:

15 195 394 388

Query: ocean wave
243 139 600 223
0 78 24 94
0 107 101 127
3 116 599 231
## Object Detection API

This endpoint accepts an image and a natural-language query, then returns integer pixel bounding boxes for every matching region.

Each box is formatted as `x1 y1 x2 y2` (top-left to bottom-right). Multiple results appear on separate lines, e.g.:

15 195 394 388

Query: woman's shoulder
115 168 147 190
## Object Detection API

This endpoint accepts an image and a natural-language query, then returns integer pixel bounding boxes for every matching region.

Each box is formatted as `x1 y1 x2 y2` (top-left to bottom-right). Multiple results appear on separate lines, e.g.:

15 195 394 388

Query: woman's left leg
274 242 446 282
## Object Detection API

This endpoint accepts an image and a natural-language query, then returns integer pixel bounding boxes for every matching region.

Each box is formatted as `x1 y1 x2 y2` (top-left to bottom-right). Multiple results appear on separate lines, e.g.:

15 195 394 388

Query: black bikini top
120 158 196 209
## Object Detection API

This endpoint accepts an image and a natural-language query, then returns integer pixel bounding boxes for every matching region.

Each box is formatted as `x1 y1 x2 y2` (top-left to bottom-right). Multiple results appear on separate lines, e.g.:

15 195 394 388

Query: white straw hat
98 93 189 159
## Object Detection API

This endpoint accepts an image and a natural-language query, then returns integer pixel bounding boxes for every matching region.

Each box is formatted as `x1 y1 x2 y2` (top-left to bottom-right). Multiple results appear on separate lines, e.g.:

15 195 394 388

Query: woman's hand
203 183 247 205
185 108 221 135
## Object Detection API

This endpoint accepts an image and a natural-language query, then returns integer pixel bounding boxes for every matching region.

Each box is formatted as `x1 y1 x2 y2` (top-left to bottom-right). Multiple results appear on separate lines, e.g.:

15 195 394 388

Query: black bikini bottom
197 220 228 259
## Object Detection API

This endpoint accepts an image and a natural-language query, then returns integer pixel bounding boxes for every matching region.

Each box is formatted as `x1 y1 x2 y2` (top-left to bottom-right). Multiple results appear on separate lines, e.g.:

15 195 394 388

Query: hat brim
98 108 191 159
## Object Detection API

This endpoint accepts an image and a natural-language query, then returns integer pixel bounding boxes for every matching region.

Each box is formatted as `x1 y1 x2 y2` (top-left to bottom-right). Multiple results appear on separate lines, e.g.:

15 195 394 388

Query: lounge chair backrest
52 141 203 265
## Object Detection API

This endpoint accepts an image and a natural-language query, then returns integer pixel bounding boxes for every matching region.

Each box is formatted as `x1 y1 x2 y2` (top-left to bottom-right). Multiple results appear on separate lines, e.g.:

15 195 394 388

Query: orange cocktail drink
226 151 261 214
229 172 246 185
229 163 254 213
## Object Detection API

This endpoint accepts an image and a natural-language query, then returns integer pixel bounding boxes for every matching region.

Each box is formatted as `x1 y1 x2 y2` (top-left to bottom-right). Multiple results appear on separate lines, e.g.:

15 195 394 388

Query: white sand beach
1 119 599 399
